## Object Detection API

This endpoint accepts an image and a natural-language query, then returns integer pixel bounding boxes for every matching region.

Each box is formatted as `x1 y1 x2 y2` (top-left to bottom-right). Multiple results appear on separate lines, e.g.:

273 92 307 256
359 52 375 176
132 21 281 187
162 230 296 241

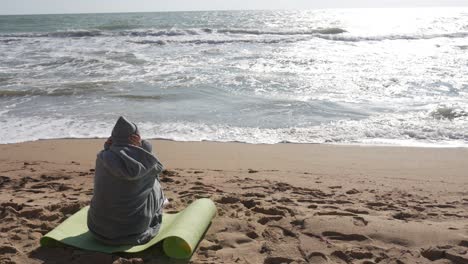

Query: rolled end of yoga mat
162 198 216 259
163 237 192 258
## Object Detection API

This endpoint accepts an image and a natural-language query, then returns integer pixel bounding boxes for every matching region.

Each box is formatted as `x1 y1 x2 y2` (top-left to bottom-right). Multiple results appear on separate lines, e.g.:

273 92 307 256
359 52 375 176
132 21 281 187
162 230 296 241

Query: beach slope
0 139 467 263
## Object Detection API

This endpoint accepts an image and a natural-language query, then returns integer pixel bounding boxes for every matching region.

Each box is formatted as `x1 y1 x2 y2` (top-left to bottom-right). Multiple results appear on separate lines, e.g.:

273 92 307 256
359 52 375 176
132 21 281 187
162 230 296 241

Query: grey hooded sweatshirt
87 117 165 245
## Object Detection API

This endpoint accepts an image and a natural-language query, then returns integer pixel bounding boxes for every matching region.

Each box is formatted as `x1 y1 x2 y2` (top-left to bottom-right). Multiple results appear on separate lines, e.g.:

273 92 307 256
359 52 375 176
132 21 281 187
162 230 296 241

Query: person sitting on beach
87 116 165 245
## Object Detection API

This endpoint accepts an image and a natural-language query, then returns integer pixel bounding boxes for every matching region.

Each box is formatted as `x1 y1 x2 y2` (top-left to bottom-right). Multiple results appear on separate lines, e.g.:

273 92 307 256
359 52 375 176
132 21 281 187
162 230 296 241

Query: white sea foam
1 111 467 147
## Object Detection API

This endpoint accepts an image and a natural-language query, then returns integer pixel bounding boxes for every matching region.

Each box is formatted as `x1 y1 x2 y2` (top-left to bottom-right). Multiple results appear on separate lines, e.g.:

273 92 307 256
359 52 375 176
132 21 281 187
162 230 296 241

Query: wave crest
217 27 347 35
0 27 346 38
0 82 111 97
2 28 467 44
318 32 468 42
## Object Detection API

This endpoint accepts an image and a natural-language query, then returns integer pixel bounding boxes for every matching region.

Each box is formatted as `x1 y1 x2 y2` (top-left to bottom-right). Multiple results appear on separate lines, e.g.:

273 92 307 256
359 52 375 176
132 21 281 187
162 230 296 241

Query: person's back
87 116 165 245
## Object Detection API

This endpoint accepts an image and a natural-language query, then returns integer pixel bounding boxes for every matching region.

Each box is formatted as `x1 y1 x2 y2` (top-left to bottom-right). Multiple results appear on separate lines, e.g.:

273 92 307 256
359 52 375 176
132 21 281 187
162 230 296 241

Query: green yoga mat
40 198 216 259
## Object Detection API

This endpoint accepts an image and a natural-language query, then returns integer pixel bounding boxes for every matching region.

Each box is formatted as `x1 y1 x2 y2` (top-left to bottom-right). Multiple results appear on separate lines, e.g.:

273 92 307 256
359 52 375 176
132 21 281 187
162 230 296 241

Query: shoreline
2 136 468 149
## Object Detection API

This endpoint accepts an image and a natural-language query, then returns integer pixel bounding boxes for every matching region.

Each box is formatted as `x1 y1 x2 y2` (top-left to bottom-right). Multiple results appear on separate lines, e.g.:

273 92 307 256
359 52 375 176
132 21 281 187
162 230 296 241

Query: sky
1 0 467 15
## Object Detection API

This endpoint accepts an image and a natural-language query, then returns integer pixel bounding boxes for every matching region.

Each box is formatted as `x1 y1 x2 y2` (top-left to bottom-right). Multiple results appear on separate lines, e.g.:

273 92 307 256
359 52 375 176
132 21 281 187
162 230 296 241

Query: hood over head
111 116 140 145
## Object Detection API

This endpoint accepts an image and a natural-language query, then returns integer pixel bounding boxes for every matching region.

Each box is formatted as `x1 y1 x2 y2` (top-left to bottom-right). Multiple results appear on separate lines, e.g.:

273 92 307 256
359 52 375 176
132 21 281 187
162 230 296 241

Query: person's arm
155 159 164 181
140 140 164 180
141 139 153 153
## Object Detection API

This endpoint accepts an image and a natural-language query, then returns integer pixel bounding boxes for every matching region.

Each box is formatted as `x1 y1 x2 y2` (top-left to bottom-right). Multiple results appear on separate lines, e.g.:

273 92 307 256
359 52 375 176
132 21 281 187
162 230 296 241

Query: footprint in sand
0 245 18 255
331 199 354 205
161 170 179 177
296 198 326 204
290 219 305 229
160 177 174 183
346 189 360 194
315 211 357 217
14 176 39 189
246 230 259 239
23 189 46 194
190 184 215 192
243 192 266 198
352 216 369 226
329 250 375 263
330 250 352 263
366 202 386 207
421 248 446 261
344 208 369 215
241 199 257 209
392 211 415 220
30 182 72 191
252 206 286 217
322 231 369 242
40 174 72 181
459 240 468 247
277 197 293 202
199 243 223 252
1 202 24 211
273 182 292 192
262 226 289 242
291 188 332 198
258 216 283 225
347 250 374 260
17 207 44 219
46 202 84 216
420 247 468 263
263 256 294 264
428 204 457 209
0 176 11 188
322 205 339 209
306 252 329 263
267 225 297 238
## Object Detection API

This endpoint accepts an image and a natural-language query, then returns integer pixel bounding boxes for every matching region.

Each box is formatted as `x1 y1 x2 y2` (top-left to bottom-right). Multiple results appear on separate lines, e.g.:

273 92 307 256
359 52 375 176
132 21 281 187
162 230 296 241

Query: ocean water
1 8 468 146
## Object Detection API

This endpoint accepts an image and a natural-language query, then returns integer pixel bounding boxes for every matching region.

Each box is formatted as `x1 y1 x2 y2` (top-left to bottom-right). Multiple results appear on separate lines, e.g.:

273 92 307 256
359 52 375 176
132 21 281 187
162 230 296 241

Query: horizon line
1 5 467 16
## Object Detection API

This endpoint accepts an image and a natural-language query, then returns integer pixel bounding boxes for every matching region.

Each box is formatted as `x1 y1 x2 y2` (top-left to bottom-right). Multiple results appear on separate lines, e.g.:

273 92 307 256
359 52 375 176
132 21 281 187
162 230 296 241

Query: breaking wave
1 113 467 146
217 27 347 35
2 28 467 44
318 32 468 42
129 37 306 45
0 27 346 38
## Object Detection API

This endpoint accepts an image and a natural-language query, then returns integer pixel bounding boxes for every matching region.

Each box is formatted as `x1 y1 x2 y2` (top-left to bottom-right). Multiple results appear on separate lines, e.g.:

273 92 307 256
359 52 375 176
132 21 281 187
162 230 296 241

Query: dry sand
0 139 467 264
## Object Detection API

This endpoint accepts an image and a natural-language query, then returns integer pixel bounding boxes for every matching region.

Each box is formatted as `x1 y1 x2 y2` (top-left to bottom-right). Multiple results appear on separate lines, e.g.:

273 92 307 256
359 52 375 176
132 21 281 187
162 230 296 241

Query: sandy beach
0 139 467 264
